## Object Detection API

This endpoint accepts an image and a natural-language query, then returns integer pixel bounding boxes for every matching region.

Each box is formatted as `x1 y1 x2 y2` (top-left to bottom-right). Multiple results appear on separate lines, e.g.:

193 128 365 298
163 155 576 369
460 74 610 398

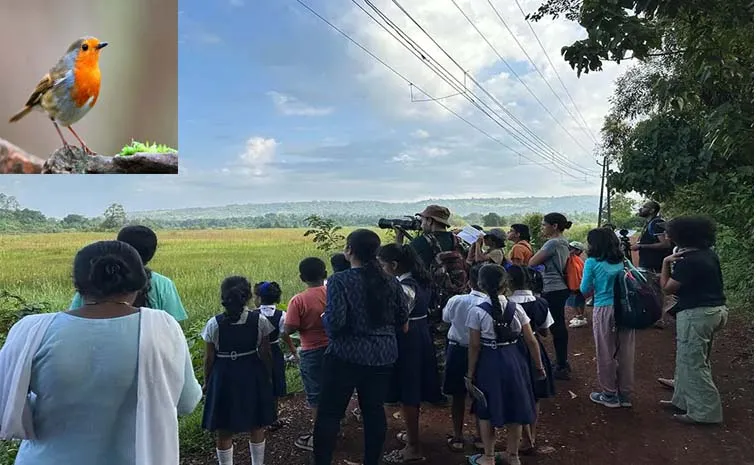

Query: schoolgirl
201 276 276 465
253 281 297 431
441 263 486 452
465 264 545 465
378 244 443 464
506 265 556 455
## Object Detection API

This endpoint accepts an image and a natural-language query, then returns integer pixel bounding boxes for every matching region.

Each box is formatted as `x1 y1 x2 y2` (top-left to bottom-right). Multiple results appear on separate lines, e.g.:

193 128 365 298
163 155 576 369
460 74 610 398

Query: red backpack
564 254 584 292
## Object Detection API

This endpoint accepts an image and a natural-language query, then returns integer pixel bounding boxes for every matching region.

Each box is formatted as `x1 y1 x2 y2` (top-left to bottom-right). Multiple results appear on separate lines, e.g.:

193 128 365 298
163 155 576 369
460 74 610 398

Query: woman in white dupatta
0 240 202 465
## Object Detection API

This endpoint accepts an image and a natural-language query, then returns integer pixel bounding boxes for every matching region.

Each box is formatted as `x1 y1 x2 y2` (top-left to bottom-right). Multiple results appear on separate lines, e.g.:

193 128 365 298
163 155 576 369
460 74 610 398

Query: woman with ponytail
465 264 544 465
378 244 443 464
201 276 276 465
69 225 188 323
313 229 409 465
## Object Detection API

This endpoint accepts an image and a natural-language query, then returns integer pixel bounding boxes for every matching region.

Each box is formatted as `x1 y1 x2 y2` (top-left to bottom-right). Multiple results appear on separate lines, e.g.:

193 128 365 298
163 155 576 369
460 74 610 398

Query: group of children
198 224 637 465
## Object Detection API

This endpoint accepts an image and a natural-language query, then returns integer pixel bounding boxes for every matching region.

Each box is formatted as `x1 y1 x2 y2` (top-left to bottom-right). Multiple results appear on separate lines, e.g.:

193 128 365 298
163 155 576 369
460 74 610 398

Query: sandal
446 435 465 452
467 453 495 465
507 454 522 465
396 431 408 443
657 378 675 389
266 418 287 432
383 448 426 464
294 433 314 452
352 407 362 422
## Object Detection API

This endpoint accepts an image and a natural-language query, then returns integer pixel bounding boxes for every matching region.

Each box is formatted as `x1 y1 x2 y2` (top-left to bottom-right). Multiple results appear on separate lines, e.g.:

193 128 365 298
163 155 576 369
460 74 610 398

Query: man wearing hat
395 204 462 269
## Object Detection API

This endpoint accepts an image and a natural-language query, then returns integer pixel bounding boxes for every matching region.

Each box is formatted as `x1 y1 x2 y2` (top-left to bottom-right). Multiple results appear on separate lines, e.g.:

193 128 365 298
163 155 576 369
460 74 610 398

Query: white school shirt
442 290 488 346
465 295 530 340
397 272 416 311
201 308 275 347
508 290 554 330
258 304 286 335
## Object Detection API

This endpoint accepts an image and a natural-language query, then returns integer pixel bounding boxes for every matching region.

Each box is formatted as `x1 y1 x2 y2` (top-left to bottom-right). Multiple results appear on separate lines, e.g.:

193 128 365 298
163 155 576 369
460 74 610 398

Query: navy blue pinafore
202 311 276 432
259 307 287 397
387 276 443 406
472 301 536 427
516 297 556 400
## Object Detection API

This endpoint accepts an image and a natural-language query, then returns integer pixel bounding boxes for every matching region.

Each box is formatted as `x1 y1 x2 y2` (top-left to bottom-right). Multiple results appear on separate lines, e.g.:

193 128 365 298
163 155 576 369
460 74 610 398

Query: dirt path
184 311 753 465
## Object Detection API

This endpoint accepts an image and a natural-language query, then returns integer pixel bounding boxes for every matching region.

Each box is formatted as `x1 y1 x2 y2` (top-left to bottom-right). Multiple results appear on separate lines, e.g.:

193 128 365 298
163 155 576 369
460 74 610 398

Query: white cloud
411 129 430 138
267 91 334 116
239 137 278 176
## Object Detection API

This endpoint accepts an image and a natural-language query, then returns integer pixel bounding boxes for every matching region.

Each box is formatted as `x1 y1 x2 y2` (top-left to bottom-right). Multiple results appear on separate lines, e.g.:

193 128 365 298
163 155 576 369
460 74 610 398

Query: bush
715 226 754 312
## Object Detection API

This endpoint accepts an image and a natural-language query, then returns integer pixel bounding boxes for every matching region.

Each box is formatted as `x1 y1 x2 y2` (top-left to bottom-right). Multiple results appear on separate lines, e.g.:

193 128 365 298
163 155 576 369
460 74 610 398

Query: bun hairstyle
117 225 158 308
377 243 432 289
254 281 282 305
73 241 147 301
346 229 394 328
221 276 252 323
543 212 572 232
477 264 508 323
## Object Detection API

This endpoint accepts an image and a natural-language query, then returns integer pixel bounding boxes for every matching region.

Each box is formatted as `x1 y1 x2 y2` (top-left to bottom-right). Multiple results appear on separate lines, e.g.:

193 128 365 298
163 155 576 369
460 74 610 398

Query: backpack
613 258 663 329
425 233 469 316
528 265 545 295
565 255 584 292
478 301 520 343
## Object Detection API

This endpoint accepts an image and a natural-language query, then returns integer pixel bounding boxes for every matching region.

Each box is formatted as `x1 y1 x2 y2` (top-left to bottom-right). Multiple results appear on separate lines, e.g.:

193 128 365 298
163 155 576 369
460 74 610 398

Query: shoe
618 395 632 408
553 367 571 380
659 400 686 413
569 317 588 328
590 392 620 408
657 378 675 389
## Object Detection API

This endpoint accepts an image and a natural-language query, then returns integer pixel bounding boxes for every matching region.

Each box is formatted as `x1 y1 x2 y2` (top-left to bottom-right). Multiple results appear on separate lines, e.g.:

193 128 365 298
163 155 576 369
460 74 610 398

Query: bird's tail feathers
9 106 32 123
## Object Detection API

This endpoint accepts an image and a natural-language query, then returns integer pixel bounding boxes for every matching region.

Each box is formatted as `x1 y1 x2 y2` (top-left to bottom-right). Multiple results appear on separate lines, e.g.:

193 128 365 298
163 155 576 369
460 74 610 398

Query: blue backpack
613 259 663 329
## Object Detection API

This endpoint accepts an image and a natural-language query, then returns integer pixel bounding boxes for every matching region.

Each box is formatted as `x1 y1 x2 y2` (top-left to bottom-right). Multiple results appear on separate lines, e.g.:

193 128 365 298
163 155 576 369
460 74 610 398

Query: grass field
0 226 597 463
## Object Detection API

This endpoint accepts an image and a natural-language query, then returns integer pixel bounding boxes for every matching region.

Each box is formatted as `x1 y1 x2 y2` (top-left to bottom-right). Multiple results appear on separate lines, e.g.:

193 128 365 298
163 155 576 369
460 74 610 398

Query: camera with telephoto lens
618 228 632 259
377 216 422 231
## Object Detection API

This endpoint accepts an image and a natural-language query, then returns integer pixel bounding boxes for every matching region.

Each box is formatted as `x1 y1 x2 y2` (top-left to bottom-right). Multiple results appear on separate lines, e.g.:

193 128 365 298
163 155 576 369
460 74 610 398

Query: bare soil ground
183 310 753 465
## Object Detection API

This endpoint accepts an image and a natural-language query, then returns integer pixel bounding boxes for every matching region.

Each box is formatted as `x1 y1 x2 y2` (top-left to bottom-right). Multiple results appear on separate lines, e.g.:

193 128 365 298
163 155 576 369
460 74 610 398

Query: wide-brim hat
416 204 451 227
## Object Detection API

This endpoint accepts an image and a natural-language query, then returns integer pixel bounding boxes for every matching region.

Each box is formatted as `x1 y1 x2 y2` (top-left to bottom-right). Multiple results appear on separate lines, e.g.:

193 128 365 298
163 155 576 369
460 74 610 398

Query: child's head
299 257 327 285
116 225 158 265
73 240 147 303
253 281 283 306
506 265 530 291
330 253 351 273
586 228 623 264
483 228 506 249
377 243 432 288
221 276 252 323
477 264 508 300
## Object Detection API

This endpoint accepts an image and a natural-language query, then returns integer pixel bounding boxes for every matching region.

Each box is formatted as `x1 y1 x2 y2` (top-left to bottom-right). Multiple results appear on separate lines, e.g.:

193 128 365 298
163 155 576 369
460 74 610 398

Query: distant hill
130 196 600 221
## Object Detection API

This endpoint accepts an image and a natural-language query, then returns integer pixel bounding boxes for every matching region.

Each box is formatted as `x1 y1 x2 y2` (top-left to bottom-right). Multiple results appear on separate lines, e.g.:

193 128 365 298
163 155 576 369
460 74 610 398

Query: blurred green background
0 0 178 158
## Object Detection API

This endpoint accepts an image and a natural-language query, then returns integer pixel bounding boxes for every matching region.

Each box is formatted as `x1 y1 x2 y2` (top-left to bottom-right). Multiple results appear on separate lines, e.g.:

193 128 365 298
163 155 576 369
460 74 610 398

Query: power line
361 0 592 177
291 0 586 180
508 0 598 143
451 0 595 156
380 0 598 176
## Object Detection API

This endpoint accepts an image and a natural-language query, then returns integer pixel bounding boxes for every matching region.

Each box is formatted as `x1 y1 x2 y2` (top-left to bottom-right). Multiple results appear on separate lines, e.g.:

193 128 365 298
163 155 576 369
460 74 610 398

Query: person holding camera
630 200 672 272
393 204 461 268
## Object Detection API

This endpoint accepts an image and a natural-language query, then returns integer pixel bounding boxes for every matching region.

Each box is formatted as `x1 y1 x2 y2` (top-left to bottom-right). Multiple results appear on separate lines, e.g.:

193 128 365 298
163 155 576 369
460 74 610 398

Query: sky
0 0 634 218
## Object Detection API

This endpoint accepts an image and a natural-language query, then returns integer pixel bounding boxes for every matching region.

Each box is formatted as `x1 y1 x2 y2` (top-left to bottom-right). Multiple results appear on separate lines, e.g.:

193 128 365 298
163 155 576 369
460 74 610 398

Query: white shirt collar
258 305 277 316
398 272 412 281
512 290 533 296
470 290 487 298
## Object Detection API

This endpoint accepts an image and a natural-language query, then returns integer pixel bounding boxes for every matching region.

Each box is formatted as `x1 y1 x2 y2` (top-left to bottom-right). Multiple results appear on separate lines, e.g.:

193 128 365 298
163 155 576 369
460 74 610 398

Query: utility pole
605 156 612 224
597 156 606 227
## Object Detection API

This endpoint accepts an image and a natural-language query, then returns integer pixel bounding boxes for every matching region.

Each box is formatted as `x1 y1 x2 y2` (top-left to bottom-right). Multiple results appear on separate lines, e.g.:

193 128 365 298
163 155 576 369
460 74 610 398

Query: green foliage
0 291 49 345
101 203 127 230
303 215 345 253
522 212 545 250
118 140 177 156
482 212 502 227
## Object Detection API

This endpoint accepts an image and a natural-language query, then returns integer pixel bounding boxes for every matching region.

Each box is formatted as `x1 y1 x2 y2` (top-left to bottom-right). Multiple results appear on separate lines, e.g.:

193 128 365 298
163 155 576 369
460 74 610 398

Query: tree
101 204 126 230
604 193 643 229
482 212 502 227
0 193 20 211
523 212 545 250
303 215 345 253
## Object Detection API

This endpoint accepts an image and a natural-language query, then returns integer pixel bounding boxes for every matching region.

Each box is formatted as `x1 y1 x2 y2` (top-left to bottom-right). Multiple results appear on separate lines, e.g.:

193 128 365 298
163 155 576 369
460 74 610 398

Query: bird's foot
81 144 96 156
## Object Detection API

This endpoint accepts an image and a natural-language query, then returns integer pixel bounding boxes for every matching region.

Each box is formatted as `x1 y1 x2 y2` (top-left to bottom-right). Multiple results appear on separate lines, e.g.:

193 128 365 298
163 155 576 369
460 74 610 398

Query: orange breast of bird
70 52 102 108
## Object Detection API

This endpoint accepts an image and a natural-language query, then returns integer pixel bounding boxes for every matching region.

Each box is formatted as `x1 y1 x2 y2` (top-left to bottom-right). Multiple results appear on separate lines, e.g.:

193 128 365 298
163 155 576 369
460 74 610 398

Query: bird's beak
96 42 108 49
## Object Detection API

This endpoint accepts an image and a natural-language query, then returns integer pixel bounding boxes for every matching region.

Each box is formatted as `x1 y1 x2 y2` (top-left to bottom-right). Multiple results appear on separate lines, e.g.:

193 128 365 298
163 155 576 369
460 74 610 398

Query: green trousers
671 305 728 423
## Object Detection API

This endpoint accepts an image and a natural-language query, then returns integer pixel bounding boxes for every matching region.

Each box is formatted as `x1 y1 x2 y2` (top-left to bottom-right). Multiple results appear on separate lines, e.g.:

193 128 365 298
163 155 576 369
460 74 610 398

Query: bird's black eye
81 43 89 51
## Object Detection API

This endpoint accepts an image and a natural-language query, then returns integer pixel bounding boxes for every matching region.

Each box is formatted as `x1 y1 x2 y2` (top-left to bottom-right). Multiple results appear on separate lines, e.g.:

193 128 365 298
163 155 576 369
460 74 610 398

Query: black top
409 231 457 268
638 216 672 271
671 248 726 311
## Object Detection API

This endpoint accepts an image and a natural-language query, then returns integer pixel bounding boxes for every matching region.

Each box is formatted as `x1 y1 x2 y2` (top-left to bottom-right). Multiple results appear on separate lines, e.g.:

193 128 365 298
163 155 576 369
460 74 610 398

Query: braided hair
477 264 507 323
220 276 252 323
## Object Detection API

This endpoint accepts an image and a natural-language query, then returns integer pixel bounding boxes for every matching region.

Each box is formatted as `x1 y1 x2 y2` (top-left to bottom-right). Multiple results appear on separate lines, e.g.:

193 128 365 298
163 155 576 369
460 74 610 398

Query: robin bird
8 36 108 155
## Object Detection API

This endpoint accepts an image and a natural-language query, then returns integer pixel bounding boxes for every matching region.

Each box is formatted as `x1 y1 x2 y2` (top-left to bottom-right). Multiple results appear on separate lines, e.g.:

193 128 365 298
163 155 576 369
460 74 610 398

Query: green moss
118 140 177 157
